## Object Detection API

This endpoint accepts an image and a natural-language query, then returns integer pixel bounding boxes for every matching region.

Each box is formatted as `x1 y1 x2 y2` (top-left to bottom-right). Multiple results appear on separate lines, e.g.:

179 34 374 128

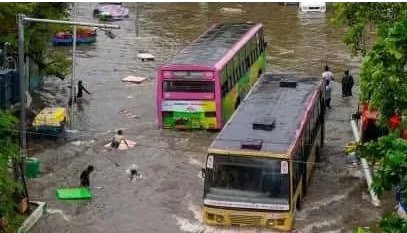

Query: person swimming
126 164 139 181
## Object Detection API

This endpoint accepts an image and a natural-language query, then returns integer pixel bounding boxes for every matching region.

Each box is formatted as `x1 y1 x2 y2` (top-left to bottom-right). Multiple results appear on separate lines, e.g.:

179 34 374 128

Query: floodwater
28 3 391 233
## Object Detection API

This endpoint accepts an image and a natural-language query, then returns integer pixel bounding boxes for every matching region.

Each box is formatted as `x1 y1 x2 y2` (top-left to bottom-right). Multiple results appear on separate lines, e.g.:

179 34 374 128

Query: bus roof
210 73 320 156
167 22 258 66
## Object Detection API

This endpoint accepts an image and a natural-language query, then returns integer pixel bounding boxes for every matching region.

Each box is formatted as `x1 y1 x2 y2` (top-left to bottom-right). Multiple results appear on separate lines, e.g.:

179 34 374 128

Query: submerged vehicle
51 27 97 46
201 73 326 231
156 22 267 130
93 2 129 21
299 2 326 13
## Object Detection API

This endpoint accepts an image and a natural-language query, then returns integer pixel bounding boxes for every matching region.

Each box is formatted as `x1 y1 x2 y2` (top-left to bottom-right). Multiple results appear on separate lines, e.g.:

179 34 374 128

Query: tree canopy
333 3 407 232
333 3 407 122
0 3 72 79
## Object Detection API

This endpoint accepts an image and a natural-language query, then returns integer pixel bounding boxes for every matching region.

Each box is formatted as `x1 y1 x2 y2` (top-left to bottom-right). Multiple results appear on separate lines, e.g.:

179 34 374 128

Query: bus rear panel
155 22 265 130
202 73 325 231
156 68 220 129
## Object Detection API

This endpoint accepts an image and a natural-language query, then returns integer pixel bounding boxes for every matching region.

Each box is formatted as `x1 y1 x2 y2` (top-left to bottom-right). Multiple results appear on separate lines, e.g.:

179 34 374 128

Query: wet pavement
28 3 391 233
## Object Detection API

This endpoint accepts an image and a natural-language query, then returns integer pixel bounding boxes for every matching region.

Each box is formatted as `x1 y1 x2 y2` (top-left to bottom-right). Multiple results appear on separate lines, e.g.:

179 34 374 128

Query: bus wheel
235 97 241 110
258 69 263 76
296 195 302 210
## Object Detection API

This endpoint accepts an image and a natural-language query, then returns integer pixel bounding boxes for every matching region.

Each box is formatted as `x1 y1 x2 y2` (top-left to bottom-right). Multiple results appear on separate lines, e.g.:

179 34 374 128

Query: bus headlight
266 219 275 226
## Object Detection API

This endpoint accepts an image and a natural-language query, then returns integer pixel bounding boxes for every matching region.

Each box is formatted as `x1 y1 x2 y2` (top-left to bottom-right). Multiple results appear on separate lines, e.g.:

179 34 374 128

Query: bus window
163 80 214 92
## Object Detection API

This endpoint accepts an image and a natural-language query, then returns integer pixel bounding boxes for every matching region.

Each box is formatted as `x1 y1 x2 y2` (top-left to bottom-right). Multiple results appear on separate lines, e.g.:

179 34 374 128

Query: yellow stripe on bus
207 148 288 159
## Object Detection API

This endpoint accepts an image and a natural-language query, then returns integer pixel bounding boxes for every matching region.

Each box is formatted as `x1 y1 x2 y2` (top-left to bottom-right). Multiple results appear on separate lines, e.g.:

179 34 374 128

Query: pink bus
156 22 268 130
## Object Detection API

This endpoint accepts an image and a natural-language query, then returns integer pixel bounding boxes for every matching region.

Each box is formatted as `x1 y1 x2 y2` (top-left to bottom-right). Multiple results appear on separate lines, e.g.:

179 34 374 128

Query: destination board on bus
172 71 204 79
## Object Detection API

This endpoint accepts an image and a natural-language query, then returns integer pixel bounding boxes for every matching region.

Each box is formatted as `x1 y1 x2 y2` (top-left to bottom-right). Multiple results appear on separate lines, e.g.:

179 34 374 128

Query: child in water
126 164 140 181
111 130 129 149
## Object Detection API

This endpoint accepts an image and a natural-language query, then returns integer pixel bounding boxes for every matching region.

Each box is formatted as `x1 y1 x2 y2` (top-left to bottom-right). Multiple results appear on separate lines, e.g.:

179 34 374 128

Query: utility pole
69 2 78 130
135 2 141 37
17 13 120 207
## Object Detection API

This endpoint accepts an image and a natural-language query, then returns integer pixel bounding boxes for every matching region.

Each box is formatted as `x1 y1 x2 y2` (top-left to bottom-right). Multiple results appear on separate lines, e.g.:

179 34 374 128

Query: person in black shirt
80 165 94 187
77 80 91 98
341 70 354 97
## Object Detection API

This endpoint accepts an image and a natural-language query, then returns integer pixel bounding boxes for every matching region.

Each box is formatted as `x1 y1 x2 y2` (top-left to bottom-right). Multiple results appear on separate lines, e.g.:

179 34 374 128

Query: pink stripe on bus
286 81 323 157
215 24 264 70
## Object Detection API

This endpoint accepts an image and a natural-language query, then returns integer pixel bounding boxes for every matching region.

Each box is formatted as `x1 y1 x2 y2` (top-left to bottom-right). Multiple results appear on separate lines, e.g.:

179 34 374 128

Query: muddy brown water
27 3 391 233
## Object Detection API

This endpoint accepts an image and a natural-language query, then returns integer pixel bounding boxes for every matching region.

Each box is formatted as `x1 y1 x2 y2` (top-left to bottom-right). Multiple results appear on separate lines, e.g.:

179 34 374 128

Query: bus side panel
221 52 266 125
306 128 320 184
155 68 163 127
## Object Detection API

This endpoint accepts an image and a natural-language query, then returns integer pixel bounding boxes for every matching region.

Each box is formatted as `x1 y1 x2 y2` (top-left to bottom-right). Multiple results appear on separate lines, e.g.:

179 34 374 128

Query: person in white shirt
322 65 334 83
111 130 129 149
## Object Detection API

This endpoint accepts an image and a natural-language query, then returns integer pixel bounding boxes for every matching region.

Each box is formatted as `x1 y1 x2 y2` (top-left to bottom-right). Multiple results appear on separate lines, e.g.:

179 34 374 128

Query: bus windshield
163 80 214 92
204 154 290 210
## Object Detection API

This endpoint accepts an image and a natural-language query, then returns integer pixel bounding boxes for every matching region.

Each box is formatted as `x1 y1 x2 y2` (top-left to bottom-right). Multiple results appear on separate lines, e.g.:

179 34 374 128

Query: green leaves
0 111 20 227
335 3 407 232
359 133 407 200
0 3 72 79
379 213 407 233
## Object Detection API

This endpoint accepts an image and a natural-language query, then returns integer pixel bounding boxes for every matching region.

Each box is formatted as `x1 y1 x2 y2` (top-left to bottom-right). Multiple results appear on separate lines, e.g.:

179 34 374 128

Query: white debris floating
220 7 243 14
121 76 146 83
137 53 155 61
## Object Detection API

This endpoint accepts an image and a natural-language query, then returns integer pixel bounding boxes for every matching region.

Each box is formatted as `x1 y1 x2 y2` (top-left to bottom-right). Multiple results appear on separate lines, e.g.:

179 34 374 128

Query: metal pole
135 2 140 37
17 13 30 213
23 17 121 29
69 3 78 130
18 14 26 160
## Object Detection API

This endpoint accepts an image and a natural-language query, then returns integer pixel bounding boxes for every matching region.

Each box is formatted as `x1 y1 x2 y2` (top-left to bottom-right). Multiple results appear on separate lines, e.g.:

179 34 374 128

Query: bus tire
258 69 263 76
235 97 241 110
296 195 302 210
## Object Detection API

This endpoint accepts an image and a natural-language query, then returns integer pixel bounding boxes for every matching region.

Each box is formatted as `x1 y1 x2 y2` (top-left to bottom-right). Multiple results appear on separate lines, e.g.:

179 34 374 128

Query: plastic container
25 157 40 178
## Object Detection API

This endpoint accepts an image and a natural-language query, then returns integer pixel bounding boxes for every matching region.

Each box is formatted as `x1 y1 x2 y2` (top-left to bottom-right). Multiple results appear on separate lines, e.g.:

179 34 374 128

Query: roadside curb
17 201 47 233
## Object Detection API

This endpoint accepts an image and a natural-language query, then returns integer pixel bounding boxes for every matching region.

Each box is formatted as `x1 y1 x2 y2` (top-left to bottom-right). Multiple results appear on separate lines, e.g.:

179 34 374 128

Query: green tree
333 3 407 233
0 111 21 232
333 3 407 122
332 3 407 56
0 3 72 79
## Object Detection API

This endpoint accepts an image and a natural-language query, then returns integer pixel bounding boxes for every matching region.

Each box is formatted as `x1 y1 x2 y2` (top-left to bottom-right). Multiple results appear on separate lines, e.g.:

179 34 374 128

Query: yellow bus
201 73 326 231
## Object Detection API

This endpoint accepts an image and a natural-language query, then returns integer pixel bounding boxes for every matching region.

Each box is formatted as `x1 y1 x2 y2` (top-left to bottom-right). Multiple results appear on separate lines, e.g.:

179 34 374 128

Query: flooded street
28 3 390 233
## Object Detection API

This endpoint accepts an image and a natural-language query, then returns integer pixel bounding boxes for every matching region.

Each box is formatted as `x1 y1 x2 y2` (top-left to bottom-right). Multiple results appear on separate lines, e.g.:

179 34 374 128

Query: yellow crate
344 141 357 154
32 107 67 127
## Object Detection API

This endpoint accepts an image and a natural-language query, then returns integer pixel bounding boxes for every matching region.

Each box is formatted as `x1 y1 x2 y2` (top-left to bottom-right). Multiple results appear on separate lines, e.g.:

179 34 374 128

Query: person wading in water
80 165 94 187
